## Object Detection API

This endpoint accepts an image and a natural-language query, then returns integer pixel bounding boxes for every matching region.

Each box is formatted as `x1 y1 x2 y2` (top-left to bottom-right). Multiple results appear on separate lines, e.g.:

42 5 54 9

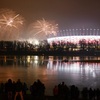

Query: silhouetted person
53 85 58 98
36 79 45 100
81 87 88 100
14 79 24 100
0 82 5 94
96 88 100 100
89 88 94 100
5 79 13 100
22 82 28 95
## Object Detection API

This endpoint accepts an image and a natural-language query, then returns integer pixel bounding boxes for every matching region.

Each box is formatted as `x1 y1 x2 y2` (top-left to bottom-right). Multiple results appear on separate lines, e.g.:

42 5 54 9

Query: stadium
47 28 100 44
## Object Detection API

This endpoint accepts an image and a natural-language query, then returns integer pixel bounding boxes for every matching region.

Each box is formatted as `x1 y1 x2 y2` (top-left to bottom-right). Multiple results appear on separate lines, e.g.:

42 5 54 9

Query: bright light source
27 38 39 45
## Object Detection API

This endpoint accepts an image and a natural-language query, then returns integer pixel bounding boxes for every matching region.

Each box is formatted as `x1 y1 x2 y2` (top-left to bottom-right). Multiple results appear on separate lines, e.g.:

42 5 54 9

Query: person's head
8 79 12 83
17 79 21 82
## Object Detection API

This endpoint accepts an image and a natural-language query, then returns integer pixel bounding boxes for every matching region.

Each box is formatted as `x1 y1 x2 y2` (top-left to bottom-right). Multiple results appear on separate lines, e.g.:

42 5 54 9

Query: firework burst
28 19 58 40
0 9 24 40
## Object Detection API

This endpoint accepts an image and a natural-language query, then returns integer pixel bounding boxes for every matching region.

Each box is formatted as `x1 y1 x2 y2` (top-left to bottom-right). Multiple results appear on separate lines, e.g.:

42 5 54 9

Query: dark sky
0 0 100 29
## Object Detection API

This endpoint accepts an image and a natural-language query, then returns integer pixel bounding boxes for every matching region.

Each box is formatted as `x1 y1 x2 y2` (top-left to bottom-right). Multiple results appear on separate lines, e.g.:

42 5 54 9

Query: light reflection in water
0 56 100 95
46 57 100 95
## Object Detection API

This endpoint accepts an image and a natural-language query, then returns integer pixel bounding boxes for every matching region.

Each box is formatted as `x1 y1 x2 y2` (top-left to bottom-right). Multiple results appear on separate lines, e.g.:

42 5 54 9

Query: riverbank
0 50 100 56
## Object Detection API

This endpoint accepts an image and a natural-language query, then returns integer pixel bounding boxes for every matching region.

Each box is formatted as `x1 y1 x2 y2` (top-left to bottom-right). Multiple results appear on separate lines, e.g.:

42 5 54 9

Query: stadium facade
47 28 100 44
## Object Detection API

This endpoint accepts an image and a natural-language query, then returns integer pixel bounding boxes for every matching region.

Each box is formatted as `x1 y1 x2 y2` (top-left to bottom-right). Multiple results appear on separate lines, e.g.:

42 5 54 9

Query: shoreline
0 50 100 56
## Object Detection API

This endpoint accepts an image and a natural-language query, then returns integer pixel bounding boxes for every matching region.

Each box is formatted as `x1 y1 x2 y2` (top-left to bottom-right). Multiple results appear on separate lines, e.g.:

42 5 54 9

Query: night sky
0 0 100 29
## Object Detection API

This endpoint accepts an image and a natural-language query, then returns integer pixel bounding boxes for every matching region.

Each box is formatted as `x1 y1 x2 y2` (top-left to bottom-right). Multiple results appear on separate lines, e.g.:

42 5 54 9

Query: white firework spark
0 14 23 28
29 19 58 40
0 9 24 41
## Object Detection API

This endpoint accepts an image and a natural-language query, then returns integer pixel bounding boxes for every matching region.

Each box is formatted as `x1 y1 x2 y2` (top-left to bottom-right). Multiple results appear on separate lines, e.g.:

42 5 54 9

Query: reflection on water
0 56 100 95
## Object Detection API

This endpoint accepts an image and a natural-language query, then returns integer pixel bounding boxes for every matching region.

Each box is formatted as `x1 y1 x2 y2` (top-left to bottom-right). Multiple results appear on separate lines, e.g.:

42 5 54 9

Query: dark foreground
1 79 100 100
0 94 94 100
1 83 100 100
0 94 55 100
0 94 59 100
1 94 100 100
1 91 99 100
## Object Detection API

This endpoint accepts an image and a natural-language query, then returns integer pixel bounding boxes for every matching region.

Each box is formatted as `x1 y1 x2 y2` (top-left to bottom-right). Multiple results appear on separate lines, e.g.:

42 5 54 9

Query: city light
27 38 39 45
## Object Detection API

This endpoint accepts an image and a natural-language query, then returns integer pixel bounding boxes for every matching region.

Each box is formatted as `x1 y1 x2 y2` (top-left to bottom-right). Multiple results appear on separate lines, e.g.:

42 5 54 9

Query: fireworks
0 9 24 40
0 14 23 28
28 19 58 40
0 8 100 42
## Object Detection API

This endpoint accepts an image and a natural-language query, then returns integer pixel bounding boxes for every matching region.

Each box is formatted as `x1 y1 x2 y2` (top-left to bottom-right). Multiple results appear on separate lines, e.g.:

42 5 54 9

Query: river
0 55 100 95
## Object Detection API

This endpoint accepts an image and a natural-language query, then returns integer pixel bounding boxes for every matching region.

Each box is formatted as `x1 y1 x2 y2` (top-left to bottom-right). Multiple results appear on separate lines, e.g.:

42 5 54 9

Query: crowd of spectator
0 79 100 100
0 79 27 100
0 79 45 100
30 79 45 100
53 82 100 100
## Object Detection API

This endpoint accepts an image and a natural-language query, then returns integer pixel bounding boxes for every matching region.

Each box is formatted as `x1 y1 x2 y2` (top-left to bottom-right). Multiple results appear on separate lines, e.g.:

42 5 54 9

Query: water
0 56 100 95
